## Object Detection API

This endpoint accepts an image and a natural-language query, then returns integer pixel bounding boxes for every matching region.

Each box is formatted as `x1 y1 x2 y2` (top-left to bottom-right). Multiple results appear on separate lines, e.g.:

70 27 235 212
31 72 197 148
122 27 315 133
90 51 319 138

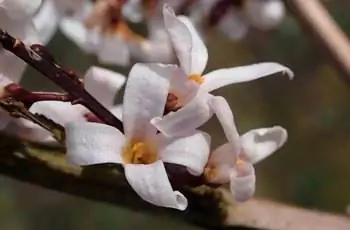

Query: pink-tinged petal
97 36 130 66
207 143 237 184
209 96 240 151
151 90 213 137
29 101 87 126
241 126 288 164
109 105 123 121
202 63 294 92
163 5 208 75
123 63 171 140
66 122 124 165
84 66 126 107
159 131 211 176
124 161 188 210
230 163 256 202
1 0 42 19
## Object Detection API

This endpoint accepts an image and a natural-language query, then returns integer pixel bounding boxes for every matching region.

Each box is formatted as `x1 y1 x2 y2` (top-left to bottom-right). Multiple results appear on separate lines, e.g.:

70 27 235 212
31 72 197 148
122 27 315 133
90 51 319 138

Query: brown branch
285 0 350 85
0 135 349 229
0 31 124 131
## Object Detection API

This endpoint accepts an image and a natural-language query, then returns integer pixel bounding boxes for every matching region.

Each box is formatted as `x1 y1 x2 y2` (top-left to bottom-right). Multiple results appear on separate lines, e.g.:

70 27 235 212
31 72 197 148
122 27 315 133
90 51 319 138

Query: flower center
165 93 181 114
122 141 157 164
188 74 204 85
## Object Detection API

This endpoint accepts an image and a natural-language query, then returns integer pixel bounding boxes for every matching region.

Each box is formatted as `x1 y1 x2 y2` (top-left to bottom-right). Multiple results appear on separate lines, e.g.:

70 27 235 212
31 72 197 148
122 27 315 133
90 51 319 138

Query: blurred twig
285 0 350 85
0 135 349 230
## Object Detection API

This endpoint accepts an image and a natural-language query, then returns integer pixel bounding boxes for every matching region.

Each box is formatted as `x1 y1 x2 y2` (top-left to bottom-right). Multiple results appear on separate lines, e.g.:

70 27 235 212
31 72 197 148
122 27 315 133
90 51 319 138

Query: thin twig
285 0 350 85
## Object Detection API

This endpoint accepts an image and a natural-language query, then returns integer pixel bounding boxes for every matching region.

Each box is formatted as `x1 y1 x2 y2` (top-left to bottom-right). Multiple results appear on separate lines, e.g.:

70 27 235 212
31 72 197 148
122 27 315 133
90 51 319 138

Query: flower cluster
0 2 293 211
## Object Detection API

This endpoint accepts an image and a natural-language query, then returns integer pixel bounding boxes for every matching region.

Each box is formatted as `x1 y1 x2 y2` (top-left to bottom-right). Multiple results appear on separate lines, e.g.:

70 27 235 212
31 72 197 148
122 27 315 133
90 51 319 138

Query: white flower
65 63 211 210
150 5 293 138
205 97 287 202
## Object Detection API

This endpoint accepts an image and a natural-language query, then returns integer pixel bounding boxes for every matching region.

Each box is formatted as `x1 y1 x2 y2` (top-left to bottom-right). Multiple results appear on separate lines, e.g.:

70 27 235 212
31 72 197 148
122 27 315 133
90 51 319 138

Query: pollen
188 74 204 85
203 163 218 183
122 141 157 164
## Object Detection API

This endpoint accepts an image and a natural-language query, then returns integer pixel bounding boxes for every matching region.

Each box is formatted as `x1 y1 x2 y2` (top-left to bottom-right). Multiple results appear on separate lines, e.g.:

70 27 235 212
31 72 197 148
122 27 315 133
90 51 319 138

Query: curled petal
151 90 213 137
159 131 211 176
66 123 124 165
84 66 126 107
124 161 188 210
230 163 256 202
202 62 294 92
123 63 171 140
29 101 87 126
163 5 208 75
241 126 288 164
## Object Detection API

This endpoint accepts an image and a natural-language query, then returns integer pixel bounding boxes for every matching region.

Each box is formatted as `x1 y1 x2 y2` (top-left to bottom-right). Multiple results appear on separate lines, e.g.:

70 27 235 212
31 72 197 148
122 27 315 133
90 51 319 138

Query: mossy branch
0 134 349 229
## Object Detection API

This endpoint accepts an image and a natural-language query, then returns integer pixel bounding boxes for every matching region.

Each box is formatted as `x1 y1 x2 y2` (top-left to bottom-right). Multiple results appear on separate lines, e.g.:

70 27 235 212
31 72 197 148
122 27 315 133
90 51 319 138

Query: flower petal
66 122 124 165
0 51 27 83
29 101 87 126
1 0 42 19
124 161 188 210
33 0 59 44
14 118 54 143
230 163 256 202
109 104 123 121
202 62 294 92
97 35 130 66
151 89 213 137
209 96 240 150
241 126 288 164
84 66 126 107
163 5 208 75
217 8 248 41
206 143 236 184
123 63 171 140
159 131 211 176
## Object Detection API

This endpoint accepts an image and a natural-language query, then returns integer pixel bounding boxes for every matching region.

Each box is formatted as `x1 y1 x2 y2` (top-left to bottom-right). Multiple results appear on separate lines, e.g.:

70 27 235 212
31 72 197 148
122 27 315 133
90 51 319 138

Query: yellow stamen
122 141 157 164
115 21 145 42
236 158 246 166
188 74 204 85
203 163 218 183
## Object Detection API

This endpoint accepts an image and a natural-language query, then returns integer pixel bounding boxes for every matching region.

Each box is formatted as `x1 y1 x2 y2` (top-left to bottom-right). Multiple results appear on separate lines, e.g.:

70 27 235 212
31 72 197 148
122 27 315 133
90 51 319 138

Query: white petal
202 62 294 92
29 101 87 126
163 5 208 75
151 89 213 137
97 35 130 66
124 161 188 210
84 66 126 107
241 126 288 164
230 163 256 202
123 63 171 140
246 0 285 30
207 143 237 184
110 105 123 121
159 131 211 176
66 122 124 165
1 0 42 19
14 118 54 143
33 0 59 44
0 51 26 83
217 8 248 41
209 96 240 150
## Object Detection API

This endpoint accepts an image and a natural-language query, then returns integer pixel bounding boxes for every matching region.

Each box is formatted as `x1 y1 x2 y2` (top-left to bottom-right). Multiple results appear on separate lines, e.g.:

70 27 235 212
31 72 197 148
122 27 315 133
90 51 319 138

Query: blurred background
1 0 350 229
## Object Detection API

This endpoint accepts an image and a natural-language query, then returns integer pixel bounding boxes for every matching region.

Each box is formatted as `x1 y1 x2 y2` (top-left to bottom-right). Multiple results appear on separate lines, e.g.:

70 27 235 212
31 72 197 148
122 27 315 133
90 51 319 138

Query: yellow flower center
188 74 204 85
122 141 157 164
